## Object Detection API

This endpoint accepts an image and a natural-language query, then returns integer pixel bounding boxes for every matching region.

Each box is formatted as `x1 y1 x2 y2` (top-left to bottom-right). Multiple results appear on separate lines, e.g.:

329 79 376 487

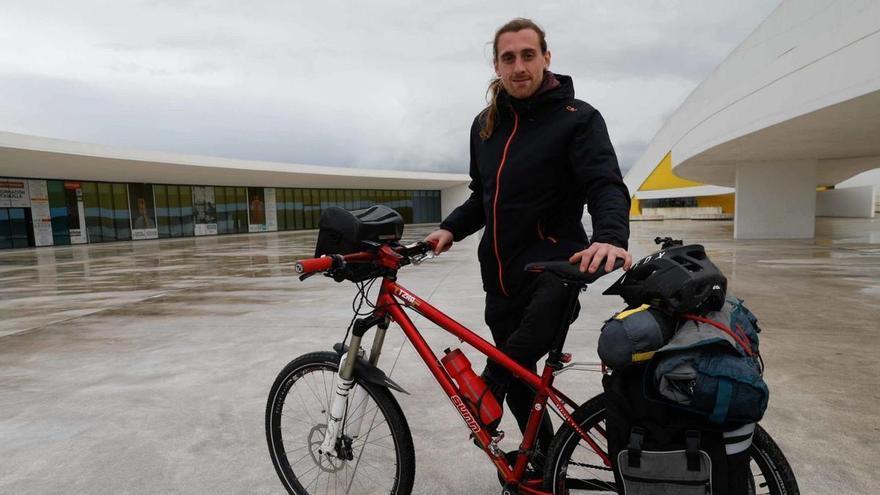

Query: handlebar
294 256 336 274
294 241 436 277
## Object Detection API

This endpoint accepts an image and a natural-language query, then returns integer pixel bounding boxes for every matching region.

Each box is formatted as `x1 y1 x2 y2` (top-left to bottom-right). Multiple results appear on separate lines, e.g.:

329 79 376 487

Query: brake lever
405 241 435 265
410 251 434 265
298 272 318 281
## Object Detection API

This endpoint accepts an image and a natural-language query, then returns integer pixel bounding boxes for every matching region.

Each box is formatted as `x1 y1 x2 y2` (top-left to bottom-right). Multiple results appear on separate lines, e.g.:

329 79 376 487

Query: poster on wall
192 186 218 236
28 180 53 247
128 184 158 240
63 182 88 244
0 178 30 207
264 188 277 232
248 187 266 232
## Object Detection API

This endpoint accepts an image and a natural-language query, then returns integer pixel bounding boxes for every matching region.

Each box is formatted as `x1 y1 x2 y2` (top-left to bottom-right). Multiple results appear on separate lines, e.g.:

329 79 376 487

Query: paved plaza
1 218 879 494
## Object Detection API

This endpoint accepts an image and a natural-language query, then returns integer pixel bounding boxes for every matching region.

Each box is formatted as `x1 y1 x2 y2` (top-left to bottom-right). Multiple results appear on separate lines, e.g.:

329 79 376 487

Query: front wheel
543 393 799 494
266 351 415 495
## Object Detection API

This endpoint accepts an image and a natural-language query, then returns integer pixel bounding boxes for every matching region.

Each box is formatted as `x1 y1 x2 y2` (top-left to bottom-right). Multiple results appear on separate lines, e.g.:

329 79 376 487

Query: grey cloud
614 139 650 175
95 42 145 52
156 33 246 51
561 42 724 81
0 0 779 175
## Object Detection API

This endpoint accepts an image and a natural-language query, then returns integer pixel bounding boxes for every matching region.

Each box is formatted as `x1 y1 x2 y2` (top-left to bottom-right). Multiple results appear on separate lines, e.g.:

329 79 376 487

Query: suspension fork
318 310 389 456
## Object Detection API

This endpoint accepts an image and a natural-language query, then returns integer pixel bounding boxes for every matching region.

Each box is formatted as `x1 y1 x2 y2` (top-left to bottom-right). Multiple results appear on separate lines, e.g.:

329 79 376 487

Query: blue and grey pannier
650 294 768 424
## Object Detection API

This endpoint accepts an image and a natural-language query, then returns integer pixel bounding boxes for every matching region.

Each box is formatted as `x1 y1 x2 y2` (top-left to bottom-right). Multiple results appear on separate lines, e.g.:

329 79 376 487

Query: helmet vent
687 250 707 260
672 255 702 272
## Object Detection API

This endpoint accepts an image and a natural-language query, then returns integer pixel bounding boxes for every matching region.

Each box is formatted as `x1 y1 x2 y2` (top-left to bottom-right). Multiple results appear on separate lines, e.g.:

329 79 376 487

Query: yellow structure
639 153 703 191
630 152 735 215
696 193 735 214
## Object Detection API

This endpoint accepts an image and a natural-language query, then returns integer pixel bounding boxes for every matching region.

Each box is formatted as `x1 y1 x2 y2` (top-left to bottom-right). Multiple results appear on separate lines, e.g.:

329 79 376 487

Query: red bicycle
265 240 797 494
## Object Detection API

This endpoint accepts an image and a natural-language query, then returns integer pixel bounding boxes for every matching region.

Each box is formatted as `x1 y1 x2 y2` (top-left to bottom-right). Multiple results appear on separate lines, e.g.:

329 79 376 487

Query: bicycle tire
266 351 415 495
543 393 799 494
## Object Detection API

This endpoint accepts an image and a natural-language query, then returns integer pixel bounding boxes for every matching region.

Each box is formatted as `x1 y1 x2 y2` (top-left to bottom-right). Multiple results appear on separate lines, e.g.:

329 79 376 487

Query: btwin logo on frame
451 395 481 433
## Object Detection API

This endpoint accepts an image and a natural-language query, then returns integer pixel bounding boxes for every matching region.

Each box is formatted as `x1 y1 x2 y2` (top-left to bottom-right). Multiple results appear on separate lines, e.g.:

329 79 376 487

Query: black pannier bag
314 205 404 281
604 366 754 495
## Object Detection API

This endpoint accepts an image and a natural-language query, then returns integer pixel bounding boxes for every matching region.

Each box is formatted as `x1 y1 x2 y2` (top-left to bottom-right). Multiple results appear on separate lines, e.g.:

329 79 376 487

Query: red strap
682 314 754 357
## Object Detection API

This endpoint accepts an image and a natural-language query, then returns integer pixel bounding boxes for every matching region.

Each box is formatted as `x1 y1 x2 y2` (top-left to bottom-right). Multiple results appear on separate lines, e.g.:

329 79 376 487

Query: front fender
333 343 409 395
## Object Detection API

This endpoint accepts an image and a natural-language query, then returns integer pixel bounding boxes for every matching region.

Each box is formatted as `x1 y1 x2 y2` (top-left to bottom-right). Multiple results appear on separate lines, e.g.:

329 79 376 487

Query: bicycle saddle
524 258 624 285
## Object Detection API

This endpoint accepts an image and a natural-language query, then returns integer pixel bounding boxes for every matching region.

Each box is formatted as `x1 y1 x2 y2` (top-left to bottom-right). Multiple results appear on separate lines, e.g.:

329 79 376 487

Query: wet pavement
1 218 879 494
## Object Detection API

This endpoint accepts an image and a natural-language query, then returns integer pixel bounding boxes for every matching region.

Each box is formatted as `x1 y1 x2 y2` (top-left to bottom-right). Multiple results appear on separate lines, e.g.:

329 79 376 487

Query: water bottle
441 348 502 427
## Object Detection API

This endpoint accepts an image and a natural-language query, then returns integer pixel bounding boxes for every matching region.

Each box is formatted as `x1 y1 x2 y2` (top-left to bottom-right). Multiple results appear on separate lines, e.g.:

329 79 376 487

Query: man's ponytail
479 78 503 140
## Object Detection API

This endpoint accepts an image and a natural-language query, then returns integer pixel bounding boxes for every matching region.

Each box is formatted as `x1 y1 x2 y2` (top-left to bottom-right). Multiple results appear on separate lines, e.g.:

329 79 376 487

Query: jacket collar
500 72 574 114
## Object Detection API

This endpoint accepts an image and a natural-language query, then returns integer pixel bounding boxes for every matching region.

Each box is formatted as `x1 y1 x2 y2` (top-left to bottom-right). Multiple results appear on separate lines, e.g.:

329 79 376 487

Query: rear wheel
543 393 799 494
266 352 415 495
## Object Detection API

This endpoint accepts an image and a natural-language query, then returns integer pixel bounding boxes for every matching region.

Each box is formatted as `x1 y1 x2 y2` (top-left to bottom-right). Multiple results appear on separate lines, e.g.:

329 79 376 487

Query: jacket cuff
591 235 628 250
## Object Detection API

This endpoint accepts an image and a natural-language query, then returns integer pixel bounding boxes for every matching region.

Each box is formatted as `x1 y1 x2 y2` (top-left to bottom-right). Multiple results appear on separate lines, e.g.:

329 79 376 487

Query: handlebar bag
315 205 404 281
315 205 404 257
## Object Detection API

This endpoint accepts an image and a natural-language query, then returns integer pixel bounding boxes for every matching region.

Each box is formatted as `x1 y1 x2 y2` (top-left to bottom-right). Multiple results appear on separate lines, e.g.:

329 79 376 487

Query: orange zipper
492 111 519 297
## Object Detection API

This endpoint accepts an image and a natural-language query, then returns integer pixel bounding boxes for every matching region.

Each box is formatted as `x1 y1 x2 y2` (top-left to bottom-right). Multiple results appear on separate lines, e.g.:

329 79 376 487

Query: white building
0 131 468 249
625 0 880 238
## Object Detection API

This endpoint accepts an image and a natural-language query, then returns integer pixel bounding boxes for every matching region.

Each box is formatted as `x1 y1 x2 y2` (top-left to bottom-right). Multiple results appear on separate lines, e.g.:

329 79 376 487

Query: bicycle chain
566 460 612 471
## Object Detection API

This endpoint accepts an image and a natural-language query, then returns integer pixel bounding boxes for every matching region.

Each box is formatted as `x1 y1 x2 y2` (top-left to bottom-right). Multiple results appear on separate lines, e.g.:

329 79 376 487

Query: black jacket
440 73 630 296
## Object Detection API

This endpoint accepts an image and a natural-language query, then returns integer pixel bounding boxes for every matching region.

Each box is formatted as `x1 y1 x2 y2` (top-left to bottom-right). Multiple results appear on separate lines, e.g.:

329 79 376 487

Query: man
424 18 632 464
133 197 156 230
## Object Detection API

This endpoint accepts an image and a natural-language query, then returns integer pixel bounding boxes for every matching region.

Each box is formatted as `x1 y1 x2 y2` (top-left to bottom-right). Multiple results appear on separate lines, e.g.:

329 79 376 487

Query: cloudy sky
0 1 778 175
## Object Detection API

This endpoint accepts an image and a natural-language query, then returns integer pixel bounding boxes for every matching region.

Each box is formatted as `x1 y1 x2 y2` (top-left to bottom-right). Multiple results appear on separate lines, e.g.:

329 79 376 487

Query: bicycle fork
318 314 389 458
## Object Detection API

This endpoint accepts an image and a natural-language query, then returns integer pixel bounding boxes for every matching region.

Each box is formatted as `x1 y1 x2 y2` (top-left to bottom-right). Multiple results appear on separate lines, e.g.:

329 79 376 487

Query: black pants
482 272 580 457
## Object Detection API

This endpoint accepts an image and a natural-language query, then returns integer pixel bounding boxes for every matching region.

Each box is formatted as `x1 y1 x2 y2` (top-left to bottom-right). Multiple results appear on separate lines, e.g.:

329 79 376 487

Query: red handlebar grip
295 256 335 274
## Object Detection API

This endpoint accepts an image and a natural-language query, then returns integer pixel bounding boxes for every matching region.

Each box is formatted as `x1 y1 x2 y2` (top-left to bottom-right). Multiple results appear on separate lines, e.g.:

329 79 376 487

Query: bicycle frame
355 275 610 495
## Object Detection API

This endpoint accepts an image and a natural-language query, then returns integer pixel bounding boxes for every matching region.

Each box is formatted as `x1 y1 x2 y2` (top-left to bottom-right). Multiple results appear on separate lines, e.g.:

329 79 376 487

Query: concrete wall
735 160 817 239
816 186 876 218
440 183 471 221
837 168 880 188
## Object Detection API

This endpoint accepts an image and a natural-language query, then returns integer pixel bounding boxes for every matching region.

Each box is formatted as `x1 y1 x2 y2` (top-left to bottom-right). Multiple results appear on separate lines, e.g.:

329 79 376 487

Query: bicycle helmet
603 244 727 314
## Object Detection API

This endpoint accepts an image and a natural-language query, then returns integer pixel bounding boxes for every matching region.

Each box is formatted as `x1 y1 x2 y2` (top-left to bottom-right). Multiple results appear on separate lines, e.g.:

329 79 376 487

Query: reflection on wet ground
1 218 878 494
1 230 366 336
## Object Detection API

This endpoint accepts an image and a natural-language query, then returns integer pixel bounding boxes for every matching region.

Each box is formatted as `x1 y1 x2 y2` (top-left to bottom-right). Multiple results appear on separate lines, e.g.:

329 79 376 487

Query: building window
641 197 698 208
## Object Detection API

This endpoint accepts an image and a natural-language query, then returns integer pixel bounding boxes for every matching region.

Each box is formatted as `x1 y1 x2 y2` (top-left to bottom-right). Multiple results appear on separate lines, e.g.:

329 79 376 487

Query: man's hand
424 229 454 255
569 242 633 273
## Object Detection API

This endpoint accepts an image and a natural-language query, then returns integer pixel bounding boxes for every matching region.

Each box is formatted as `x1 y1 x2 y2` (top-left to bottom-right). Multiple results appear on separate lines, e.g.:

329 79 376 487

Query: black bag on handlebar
315 205 404 281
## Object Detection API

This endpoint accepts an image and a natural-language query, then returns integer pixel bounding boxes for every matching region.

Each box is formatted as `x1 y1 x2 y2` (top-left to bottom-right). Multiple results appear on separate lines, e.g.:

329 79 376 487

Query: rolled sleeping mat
598 305 676 369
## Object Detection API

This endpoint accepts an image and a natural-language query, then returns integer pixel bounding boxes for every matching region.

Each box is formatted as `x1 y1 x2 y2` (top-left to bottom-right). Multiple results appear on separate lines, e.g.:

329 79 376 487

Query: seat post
546 281 583 367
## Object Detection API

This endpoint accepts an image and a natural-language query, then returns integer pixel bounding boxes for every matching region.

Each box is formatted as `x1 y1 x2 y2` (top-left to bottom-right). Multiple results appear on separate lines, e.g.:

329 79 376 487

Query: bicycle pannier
604 366 754 495
649 294 768 424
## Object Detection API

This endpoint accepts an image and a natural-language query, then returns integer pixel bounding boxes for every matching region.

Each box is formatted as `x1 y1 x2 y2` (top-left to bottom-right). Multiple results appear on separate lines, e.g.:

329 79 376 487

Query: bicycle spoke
292 384 321 425
344 403 378 426
346 403 383 493
321 370 332 411
302 373 328 411
268 358 408 495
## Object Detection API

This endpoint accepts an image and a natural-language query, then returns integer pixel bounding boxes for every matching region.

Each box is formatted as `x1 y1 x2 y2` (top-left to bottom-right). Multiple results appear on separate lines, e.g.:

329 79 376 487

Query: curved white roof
627 0 880 191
